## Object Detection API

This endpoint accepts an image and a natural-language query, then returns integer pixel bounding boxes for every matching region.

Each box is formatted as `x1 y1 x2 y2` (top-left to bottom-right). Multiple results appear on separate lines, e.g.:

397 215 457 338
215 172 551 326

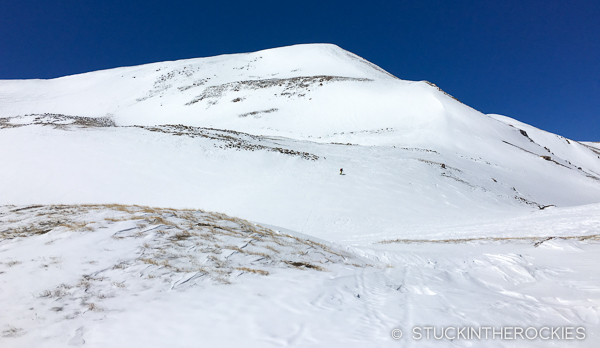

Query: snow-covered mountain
1 44 599 242
1 44 599 347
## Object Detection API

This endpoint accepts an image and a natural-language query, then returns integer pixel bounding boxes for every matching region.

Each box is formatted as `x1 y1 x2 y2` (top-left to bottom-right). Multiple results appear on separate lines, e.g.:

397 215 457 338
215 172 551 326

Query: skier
340 168 343 175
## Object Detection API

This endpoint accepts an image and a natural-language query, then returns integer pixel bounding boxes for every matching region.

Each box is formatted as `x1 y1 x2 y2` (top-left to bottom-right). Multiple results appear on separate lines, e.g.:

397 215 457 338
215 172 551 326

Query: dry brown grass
379 234 600 245
196 231 219 241
1 226 55 239
77 280 91 290
207 255 226 267
59 221 93 231
176 211 198 221
214 276 231 284
111 281 126 288
104 216 128 222
236 267 269 276
284 261 325 271
3 203 359 296
170 230 195 241
112 263 128 270
347 262 366 268
96 292 114 299
40 285 70 298
140 258 159 266
96 204 134 213
210 225 245 237
86 303 103 311
263 245 281 253
272 238 290 247
244 250 271 258
222 245 244 253
140 258 171 267
148 215 178 227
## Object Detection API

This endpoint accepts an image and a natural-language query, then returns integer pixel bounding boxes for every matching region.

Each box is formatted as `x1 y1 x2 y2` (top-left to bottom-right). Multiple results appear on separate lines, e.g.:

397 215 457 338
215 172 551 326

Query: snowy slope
1 113 599 243
0 44 399 135
490 114 600 178
583 142 600 151
1 204 599 347
1 44 600 347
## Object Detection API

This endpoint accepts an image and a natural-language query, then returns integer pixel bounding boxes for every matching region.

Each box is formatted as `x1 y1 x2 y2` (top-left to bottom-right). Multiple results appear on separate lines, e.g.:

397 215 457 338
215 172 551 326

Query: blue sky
1 0 598 140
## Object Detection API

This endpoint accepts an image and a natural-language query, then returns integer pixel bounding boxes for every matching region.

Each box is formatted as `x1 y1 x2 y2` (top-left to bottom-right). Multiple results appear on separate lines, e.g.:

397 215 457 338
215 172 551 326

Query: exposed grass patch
140 258 170 267
236 267 269 276
170 230 195 241
2 203 371 309
245 250 271 259
112 263 128 270
2 325 23 338
111 281 126 288
222 245 244 253
284 261 325 271
263 245 280 253
379 234 600 245
86 303 103 312
59 221 93 231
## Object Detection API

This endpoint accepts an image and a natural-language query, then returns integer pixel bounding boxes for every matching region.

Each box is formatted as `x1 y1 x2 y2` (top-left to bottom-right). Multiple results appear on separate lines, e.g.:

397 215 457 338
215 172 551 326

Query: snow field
1 116 599 244
1 204 599 347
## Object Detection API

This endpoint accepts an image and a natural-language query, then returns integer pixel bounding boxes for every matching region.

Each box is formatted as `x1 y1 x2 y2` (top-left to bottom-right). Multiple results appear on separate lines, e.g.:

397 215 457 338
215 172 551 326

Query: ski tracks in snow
351 269 395 341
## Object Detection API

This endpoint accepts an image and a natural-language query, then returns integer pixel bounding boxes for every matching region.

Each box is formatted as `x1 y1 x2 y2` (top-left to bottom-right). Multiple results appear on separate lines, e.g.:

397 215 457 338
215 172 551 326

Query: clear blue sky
1 0 598 141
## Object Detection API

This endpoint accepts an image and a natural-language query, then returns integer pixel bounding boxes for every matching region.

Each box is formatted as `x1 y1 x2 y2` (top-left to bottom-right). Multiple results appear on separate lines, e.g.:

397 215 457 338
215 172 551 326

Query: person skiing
340 168 343 175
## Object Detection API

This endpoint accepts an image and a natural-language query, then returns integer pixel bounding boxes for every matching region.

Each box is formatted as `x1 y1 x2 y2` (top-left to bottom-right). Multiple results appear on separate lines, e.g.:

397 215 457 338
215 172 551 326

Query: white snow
1 44 599 347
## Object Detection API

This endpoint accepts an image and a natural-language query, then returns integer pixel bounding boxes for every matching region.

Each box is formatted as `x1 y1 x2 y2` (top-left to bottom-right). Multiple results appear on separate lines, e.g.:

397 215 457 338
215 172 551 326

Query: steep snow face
0 44 398 133
491 114 600 172
0 43 591 157
0 43 510 147
1 44 598 162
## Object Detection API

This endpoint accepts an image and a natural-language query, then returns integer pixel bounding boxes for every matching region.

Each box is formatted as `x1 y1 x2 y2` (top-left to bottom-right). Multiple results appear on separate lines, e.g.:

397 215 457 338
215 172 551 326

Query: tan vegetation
3 203 372 316
380 234 600 245
236 267 269 276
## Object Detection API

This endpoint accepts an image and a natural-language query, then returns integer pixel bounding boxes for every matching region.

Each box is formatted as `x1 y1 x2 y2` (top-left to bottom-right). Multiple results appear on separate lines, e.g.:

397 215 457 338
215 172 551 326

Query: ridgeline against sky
1 0 598 141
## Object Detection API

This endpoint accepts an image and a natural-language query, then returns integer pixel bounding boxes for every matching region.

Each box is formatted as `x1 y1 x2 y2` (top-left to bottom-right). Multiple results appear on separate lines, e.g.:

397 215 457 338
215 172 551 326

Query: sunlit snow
1 44 599 347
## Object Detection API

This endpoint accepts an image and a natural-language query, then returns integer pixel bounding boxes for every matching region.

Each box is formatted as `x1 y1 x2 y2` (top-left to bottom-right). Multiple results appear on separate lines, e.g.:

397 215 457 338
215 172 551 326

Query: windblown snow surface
1 44 599 347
